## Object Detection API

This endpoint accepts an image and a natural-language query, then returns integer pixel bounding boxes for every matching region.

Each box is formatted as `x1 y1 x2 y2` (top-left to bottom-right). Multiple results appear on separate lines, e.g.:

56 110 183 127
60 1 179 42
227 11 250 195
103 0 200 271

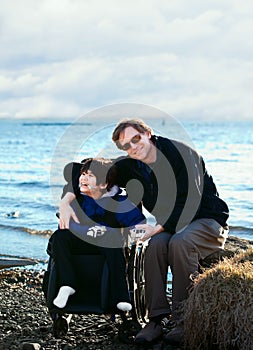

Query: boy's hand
87 225 107 238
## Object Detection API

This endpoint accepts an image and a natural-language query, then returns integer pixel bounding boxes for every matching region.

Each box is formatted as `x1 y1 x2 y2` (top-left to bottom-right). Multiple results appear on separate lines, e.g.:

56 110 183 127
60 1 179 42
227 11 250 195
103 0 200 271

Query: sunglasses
117 134 142 151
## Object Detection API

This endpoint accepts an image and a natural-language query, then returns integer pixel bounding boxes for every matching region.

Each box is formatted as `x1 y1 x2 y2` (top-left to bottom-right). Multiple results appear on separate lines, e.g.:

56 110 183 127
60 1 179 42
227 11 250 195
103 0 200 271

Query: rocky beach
0 269 151 350
1 235 252 350
0 267 179 350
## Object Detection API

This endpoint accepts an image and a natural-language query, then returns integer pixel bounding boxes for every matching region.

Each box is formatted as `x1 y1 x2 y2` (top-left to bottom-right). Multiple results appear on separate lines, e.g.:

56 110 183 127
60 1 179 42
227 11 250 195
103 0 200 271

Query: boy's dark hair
80 158 118 191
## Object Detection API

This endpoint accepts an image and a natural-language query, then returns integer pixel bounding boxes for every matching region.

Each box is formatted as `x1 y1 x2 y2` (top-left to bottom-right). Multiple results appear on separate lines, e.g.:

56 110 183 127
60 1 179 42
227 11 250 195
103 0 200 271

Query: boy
52 158 145 312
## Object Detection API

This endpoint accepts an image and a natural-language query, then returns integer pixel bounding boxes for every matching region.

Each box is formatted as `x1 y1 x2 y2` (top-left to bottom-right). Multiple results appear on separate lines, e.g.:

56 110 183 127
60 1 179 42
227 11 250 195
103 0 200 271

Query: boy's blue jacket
69 185 146 247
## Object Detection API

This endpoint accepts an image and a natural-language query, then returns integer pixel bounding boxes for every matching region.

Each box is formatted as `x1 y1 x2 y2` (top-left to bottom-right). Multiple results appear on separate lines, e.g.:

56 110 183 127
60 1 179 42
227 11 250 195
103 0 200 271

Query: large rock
184 246 253 350
200 235 253 268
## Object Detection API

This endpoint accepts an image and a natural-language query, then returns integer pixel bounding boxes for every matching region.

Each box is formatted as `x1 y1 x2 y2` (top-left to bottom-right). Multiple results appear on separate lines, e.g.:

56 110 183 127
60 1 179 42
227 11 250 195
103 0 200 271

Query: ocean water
0 117 253 265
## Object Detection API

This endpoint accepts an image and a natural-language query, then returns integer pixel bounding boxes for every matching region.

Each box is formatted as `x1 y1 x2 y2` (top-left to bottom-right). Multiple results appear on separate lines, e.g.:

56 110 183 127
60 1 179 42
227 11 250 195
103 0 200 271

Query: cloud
0 0 252 120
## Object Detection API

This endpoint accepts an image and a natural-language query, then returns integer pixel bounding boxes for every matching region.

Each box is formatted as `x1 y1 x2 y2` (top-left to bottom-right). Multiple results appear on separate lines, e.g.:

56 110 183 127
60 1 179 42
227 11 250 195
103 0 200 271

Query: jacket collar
101 185 119 198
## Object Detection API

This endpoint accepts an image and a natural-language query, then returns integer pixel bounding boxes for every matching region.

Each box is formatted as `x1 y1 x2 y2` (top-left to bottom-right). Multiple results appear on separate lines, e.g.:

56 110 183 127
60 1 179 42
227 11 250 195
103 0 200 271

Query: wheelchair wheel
53 314 72 338
133 243 148 323
118 319 142 344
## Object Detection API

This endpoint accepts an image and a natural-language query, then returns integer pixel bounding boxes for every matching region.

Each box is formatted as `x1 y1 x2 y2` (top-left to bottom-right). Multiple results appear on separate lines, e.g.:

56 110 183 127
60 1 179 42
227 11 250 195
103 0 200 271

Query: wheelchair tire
118 319 142 344
53 315 70 338
133 243 148 323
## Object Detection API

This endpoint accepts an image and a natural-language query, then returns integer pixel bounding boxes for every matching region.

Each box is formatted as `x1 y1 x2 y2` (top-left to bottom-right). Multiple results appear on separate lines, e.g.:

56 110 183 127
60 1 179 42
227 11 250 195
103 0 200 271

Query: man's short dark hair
112 118 153 143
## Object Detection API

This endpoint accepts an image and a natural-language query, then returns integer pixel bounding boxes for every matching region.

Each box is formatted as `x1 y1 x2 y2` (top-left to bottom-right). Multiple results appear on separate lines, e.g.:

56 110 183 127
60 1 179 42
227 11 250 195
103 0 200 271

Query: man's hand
58 192 80 229
130 228 146 242
130 224 164 242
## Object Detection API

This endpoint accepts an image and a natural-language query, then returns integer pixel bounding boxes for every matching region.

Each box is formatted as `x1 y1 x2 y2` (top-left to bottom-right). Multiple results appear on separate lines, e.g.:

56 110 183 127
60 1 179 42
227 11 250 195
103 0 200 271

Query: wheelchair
42 235 152 344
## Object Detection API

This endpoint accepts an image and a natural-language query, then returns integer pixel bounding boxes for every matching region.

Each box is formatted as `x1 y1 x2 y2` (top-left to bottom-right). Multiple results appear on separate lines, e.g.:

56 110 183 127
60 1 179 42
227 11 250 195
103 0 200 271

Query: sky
0 0 253 121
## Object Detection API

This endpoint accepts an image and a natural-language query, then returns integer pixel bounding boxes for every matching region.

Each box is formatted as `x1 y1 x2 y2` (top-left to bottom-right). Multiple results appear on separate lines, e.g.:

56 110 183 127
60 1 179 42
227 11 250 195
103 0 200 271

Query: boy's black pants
50 229 130 307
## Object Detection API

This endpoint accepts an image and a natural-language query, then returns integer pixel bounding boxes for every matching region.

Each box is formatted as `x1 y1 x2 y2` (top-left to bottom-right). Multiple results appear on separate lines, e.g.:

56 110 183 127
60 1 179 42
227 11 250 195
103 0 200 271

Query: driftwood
0 255 40 269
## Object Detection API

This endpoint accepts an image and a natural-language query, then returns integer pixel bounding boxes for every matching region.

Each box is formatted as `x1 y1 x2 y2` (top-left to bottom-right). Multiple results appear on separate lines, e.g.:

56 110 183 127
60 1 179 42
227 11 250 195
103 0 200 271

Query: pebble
21 343 41 350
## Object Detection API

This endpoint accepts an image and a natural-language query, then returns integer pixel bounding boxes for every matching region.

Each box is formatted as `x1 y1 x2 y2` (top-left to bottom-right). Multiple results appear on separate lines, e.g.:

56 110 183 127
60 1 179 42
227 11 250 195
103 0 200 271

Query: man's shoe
164 324 184 346
135 321 163 344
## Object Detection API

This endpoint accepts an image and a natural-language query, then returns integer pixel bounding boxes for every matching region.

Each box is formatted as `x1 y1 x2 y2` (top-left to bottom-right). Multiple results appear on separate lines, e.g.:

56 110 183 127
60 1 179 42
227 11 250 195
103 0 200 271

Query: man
111 118 229 345
59 118 229 346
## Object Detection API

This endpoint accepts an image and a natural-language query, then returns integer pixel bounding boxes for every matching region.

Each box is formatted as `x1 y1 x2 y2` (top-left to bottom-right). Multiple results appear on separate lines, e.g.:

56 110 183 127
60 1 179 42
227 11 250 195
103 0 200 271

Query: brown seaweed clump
183 249 253 350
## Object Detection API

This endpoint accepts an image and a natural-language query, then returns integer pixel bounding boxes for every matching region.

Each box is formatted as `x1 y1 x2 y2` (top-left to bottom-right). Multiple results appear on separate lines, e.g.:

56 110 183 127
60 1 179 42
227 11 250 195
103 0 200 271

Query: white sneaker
117 302 132 312
53 286 75 308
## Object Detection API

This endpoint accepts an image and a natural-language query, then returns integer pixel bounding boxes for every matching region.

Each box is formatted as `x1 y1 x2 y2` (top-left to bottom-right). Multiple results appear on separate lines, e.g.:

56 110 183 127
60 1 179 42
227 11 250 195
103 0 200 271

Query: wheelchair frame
42 239 152 343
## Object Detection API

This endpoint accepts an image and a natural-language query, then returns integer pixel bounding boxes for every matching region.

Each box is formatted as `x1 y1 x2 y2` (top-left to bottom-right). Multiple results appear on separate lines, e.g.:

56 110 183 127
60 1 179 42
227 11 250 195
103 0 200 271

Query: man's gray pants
144 218 229 319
